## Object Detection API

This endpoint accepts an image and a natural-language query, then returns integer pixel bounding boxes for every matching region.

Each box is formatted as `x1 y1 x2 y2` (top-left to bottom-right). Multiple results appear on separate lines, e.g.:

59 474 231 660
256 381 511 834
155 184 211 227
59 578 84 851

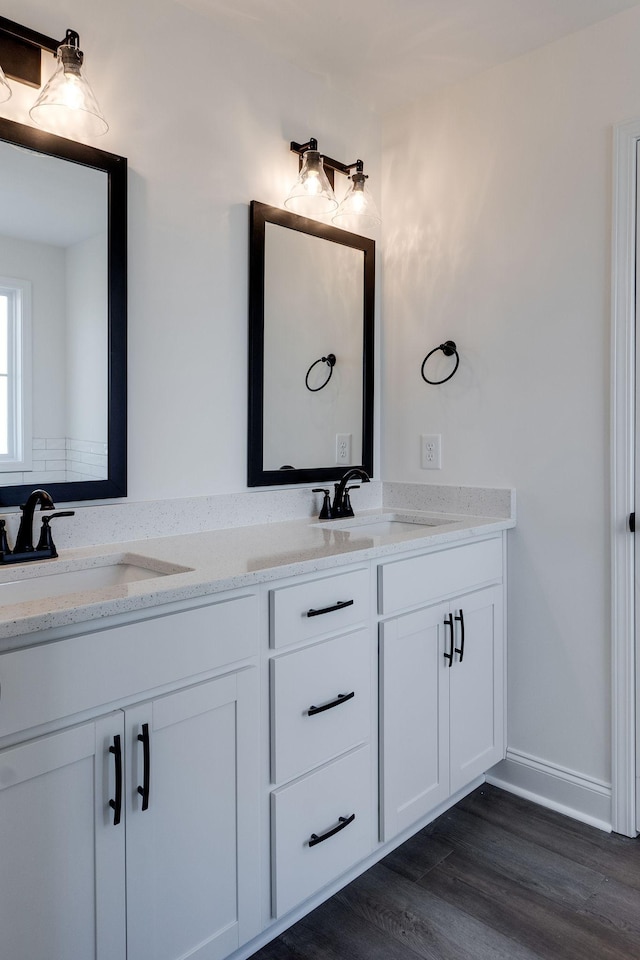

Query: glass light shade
333 172 381 231
284 151 338 216
29 42 108 138
0 65 11 104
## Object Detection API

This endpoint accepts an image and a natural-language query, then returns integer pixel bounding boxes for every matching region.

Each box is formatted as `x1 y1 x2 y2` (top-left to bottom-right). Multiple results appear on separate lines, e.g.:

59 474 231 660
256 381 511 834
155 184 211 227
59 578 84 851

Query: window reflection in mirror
0 278 30 470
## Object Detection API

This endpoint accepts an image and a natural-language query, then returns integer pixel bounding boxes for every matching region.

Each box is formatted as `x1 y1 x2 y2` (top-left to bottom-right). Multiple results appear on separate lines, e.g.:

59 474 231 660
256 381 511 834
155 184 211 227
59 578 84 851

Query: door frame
611 117 639 837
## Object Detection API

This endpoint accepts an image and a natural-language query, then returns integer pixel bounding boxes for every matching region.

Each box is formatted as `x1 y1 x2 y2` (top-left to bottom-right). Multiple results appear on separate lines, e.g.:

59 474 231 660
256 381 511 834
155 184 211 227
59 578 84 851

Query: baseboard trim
486 749 612 833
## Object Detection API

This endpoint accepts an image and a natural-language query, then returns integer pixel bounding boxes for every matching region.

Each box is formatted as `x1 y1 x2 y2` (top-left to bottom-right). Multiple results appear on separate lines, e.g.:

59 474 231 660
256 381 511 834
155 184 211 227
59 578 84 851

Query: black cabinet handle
309 813 355 847
108 734 122 826
137 722 150 811
454 609 465 662
308 691 355 716
444 614 454 667
306 599 354 618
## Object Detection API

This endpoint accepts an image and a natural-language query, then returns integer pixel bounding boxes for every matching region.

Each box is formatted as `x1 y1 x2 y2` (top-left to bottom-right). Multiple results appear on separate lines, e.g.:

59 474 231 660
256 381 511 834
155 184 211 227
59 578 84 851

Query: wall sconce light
285 138 381 229
0 16 108 137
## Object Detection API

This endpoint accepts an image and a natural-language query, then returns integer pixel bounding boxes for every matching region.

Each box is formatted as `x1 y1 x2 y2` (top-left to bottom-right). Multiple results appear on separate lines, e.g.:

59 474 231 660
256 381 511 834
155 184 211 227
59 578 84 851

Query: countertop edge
0 512 515 650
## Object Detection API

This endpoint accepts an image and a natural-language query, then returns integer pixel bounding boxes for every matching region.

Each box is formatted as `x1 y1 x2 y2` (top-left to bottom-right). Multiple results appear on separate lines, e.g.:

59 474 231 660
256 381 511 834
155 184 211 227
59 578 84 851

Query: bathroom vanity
0 510 511 960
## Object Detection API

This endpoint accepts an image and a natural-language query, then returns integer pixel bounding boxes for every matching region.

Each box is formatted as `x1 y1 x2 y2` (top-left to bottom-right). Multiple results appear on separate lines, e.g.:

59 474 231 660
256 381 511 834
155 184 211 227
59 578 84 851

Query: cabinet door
379 603 450 841
449 586 504 794
125 668 259 960
0 713 126 960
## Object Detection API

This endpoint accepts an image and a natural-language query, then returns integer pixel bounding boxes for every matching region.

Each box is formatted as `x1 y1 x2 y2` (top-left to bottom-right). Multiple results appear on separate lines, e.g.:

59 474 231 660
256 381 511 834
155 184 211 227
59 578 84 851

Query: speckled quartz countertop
0 509 515 649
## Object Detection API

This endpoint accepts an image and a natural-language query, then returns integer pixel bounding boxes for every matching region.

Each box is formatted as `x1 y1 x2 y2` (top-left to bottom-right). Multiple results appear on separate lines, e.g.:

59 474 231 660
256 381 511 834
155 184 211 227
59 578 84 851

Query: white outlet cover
336 433 352 464
421 433 442 469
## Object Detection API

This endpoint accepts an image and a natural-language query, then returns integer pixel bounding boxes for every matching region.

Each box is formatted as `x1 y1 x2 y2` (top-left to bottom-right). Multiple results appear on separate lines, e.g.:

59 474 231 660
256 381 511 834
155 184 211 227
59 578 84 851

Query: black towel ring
305 353 336 392
421 341 459 385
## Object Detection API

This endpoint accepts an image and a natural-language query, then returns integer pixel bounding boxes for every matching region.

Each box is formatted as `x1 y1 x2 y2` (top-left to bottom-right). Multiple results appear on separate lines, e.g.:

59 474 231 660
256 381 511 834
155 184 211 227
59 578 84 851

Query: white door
611 118 640 837
636 138 640 833
379 602 450 841
449 586 504 794
0 713 126 960
125 670 259 960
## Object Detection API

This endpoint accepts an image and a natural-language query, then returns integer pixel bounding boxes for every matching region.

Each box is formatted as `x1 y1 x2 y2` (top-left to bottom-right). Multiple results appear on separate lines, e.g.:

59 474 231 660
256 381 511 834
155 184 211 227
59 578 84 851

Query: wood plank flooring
249 784 640 960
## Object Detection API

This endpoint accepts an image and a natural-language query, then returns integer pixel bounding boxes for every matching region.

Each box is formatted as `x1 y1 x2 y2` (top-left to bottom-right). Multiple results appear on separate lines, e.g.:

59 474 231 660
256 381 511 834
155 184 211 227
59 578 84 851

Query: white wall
0 0 380 501
382 7 640 789
65 232 107 444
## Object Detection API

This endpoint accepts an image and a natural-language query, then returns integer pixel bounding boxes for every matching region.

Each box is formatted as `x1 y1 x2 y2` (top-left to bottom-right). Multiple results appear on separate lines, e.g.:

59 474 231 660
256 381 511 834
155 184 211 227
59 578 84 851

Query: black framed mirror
0 116 126 507
248 201 374 486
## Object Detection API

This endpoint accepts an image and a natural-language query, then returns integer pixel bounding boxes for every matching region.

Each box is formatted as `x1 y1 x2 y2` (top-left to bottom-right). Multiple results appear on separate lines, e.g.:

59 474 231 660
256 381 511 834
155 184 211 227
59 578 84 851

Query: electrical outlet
421 434 442 469
336 433 352 464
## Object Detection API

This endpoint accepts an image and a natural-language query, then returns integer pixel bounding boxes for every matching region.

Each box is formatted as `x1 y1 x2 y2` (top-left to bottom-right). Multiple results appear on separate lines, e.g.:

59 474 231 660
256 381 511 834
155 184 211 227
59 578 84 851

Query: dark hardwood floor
250 784 640 960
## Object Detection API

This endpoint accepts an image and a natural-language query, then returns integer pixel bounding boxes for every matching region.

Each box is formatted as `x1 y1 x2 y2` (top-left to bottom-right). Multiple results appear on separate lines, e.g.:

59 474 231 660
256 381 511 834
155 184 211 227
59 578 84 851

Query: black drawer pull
308 691 355 716
137 722 150 811
444 613 454 667
454 609 465 662
108 734 122 826
306 599 354 618
309 813 356 847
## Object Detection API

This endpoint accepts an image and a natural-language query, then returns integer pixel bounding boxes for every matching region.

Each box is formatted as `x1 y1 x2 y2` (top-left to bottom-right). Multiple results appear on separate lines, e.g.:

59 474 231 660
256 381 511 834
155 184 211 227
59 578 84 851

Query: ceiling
178 0 640 112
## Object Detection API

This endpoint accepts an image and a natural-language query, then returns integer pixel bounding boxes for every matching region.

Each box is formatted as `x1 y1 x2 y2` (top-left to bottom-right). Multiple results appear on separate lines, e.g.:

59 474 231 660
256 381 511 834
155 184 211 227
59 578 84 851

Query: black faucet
14 489 55 553
329 468 370 519
0 489 75 564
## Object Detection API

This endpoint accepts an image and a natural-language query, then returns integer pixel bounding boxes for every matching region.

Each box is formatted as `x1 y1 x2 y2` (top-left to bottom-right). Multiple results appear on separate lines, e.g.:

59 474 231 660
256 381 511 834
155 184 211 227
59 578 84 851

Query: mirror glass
248 201 374 486
0 118 126 507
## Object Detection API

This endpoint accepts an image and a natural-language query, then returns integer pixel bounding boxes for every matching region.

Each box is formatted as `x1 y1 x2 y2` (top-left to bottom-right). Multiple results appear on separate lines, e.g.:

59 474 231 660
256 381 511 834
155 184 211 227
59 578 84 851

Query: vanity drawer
270 628 370 784
0 594 258 739
378 537 503 615
271 744 372 917
270 567 369 649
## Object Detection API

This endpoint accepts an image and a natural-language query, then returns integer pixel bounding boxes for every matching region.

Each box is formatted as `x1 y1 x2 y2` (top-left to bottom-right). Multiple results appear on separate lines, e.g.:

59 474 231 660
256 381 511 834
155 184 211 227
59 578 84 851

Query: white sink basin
312 513 458 537
0 555 191 605
343 520 447 537
341 518 452 537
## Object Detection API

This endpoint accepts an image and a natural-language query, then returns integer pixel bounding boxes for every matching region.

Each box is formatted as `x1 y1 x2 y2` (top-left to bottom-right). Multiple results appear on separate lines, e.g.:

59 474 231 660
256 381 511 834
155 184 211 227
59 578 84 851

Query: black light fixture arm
290 139 368 185
290 138 318 154
0 16 62 55
0 17 82 87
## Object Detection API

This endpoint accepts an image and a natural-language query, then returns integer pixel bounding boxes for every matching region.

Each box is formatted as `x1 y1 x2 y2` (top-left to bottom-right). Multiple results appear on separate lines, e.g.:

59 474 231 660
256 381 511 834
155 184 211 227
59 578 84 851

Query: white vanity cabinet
267 568 375 918
264 535 506 931
378 537 505 841
0 593 261 960
0 522 511 960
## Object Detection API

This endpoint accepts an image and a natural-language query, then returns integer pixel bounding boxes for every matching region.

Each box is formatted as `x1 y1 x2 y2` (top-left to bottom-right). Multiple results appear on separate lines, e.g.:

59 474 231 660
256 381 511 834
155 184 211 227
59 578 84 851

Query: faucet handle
36 511 75 556
312 488 333 521
0 519 10 556
342 487 360 518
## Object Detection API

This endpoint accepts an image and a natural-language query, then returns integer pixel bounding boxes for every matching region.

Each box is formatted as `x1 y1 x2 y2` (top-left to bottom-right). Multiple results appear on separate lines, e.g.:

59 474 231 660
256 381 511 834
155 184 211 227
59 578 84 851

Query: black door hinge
630 512 635 533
